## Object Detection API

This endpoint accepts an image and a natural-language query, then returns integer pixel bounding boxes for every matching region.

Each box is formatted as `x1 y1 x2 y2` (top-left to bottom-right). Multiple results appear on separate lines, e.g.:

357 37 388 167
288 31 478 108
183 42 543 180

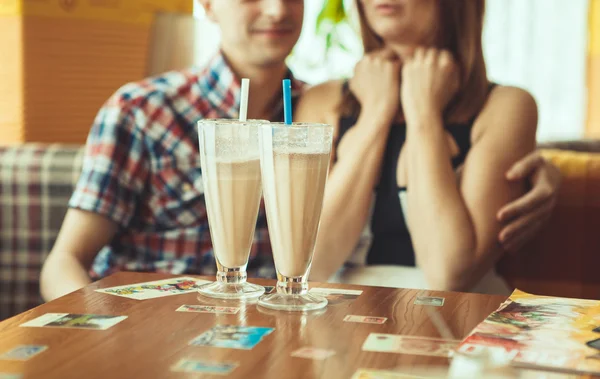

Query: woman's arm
402 49 537 291
308 106 392 281
295 51 401 281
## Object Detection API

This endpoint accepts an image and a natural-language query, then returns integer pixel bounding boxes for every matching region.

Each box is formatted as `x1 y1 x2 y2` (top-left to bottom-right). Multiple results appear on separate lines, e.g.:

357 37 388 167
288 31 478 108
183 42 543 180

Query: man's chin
253 48 294 67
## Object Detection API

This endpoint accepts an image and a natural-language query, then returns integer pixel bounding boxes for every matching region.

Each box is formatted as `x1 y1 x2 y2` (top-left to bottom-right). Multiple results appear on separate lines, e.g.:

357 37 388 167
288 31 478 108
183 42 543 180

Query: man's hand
497 152 562 253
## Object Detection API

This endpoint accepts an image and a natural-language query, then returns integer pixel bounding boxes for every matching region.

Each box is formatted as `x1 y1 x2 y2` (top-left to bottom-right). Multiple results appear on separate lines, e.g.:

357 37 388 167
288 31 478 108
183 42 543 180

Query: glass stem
216 267 247 284
276 275 308 295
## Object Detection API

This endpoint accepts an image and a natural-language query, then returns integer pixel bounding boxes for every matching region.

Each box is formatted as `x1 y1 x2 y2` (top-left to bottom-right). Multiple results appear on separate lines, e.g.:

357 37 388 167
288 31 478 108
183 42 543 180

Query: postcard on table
414 296 445 307
456 289 600 375
20 313 127 330
352 368 429 379
291 347 336 360
309 288 363 304
344 315 387 324
95 277 211 300
0 374 23 379
362 333 459 358
176 305 240 314
309 288 363 297
189 325 274 350
170 359 238 375
0 345 47 361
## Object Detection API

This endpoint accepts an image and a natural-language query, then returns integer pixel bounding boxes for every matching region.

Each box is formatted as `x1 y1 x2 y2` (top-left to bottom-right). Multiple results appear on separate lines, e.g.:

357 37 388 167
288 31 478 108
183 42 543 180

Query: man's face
202 0 304 67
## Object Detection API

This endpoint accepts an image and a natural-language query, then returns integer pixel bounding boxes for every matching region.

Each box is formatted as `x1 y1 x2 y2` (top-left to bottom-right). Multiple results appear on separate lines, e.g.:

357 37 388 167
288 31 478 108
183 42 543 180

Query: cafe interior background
0 0 599 320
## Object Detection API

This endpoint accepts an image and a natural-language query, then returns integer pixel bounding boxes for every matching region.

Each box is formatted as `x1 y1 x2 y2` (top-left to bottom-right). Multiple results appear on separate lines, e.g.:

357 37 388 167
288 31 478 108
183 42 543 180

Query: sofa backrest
497 148 600 300
2 143 599 320
0 144 84 320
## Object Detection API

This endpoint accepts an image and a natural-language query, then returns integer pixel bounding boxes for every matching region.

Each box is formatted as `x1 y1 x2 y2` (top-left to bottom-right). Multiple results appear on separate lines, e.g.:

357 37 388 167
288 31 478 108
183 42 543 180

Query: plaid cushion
0 144 84 320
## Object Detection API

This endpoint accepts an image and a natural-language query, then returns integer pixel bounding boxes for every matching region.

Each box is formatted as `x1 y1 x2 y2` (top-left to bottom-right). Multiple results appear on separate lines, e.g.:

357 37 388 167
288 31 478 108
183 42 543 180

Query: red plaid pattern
69 53 305 280
0 144 85 320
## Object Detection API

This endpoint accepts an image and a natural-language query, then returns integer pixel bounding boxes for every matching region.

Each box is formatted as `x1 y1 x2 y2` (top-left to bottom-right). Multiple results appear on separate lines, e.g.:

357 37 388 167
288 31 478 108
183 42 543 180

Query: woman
297 0 537 294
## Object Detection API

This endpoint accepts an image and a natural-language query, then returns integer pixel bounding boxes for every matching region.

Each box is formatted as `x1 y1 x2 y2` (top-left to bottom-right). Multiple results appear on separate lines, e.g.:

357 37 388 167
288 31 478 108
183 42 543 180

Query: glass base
258 292 327 312
196 293 258 307
197 281 265 300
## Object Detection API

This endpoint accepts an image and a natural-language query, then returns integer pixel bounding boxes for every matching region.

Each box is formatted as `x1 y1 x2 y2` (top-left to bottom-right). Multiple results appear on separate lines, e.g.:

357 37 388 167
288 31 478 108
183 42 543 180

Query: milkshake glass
257 123 333 311
197 119 267 299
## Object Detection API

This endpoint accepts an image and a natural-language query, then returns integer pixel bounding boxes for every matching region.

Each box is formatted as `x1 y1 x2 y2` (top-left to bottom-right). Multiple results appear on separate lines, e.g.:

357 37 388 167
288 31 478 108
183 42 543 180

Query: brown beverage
204 159 262 268
262 151 330 277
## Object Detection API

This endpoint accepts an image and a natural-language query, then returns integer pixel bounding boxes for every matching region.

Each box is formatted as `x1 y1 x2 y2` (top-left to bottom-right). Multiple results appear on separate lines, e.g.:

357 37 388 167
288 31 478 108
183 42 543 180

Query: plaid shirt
69 53 305 280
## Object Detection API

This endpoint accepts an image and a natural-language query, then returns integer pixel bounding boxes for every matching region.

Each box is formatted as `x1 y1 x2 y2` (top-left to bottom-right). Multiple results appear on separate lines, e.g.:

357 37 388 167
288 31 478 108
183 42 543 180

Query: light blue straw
283 79 292 125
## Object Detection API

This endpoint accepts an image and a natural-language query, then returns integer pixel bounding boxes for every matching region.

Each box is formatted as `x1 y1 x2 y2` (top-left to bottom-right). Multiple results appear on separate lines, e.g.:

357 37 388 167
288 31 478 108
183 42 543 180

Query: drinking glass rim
197 118 270 125
263 122 332 130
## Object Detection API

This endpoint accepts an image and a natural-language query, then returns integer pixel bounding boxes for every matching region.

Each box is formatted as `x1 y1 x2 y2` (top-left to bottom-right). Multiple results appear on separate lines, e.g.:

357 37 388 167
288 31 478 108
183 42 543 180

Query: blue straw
283 79 292 125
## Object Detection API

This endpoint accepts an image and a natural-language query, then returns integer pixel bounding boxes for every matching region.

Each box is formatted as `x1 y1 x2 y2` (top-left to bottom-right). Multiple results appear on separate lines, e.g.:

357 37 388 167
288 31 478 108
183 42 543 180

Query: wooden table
0 272 513 378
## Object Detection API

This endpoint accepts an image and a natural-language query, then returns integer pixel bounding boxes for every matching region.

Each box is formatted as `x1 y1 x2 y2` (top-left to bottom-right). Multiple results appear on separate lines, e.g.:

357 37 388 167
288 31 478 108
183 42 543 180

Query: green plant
316 0 347 27
315 0 351 52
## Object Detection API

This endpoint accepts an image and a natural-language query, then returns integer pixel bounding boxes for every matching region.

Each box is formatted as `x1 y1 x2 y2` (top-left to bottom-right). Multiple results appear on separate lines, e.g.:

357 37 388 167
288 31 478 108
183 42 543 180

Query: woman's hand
401 48 460 126
349 49 401 125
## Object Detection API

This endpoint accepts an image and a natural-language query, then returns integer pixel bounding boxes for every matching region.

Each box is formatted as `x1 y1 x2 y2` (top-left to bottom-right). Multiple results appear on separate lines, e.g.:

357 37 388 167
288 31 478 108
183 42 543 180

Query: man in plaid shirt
40 0 561 301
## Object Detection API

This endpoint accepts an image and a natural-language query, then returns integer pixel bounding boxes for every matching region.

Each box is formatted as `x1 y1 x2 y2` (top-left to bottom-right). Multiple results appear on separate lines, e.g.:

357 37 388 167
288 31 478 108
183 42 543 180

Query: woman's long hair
342 0 488 122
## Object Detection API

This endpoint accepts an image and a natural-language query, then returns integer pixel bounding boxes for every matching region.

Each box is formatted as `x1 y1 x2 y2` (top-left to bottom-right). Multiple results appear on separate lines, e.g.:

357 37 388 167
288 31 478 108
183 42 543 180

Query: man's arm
40 209 118 301
41 85 149 301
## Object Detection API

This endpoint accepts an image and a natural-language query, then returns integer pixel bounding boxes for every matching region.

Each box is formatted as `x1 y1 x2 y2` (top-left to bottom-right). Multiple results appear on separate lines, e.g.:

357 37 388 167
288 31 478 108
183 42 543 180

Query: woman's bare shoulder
296 79 346 123
473 85 538 141
489 85 536 106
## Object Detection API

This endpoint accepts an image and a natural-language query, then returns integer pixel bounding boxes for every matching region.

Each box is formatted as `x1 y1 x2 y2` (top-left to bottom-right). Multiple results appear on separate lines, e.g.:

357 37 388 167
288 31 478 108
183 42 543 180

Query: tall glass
197 119 267 299
257 123 333 311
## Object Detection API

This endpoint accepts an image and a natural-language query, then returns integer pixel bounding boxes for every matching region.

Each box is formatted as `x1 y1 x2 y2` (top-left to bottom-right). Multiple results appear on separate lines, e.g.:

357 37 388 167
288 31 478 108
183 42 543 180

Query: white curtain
286 0 362 84
483 0 589 141
192 5 221 67
193 0 590 141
